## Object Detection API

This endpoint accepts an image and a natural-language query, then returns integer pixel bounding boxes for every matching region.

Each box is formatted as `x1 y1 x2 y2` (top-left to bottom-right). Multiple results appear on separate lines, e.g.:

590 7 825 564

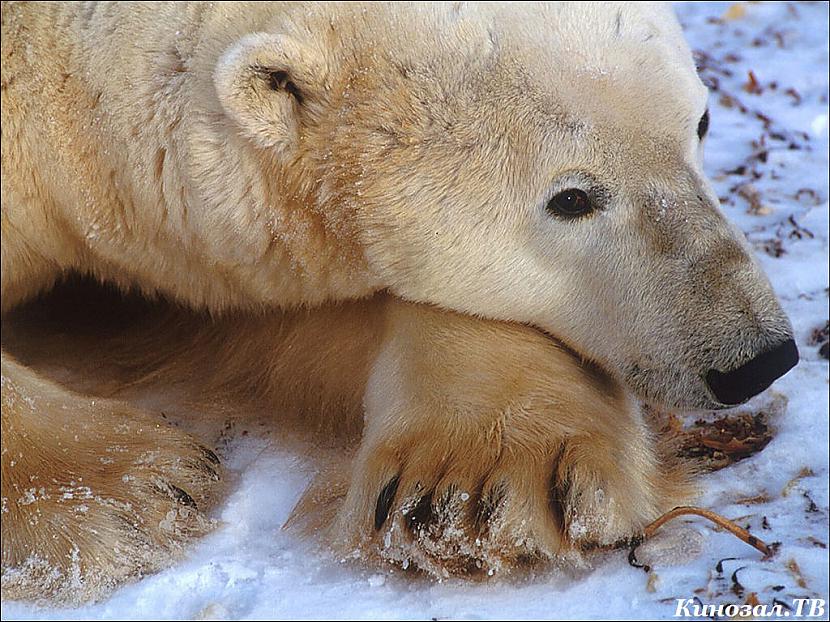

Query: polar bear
1 1 798 604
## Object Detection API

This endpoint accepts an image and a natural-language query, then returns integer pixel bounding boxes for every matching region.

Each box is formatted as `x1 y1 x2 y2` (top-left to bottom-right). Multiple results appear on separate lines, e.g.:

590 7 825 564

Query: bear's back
1 1 382 313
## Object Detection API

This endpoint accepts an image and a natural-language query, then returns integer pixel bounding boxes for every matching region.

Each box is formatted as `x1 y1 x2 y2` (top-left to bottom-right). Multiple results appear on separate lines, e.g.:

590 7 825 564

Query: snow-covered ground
3 2 828 620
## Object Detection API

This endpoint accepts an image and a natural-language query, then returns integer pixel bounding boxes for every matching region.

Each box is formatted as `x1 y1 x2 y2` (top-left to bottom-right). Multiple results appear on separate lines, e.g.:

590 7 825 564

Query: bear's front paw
331 423 572 578
1 396 223 604
309 300 693 578
326 422 688 578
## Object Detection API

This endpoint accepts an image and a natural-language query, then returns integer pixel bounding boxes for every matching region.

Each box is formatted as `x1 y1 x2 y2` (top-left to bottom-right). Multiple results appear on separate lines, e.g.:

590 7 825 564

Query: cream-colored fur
1 1 791 604
3 286 691 599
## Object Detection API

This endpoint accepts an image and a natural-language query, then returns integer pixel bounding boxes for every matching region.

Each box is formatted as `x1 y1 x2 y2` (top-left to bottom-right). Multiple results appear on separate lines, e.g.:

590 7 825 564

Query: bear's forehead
280 2 692 71
319 3 705 126
270 2 705 149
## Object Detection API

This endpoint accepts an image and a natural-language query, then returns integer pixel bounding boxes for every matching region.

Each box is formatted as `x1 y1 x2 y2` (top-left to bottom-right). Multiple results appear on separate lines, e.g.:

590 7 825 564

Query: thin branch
641 505 772 557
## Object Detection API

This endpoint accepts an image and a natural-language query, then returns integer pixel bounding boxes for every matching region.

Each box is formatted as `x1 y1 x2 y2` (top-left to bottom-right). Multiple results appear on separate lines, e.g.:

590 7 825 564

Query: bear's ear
214 33 326 152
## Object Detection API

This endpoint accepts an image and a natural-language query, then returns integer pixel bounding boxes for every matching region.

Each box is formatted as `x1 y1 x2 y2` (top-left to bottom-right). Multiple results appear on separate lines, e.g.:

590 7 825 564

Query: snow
3 2 828 620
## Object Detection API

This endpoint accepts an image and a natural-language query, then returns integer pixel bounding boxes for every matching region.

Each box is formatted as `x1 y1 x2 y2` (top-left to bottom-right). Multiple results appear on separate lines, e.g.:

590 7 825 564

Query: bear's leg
0 191 224 602
329 299 693 576
0 352 222 604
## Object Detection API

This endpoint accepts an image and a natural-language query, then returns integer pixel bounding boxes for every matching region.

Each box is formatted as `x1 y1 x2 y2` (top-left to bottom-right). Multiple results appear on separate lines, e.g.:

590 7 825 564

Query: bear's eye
546 189 593 219
697 109 709 140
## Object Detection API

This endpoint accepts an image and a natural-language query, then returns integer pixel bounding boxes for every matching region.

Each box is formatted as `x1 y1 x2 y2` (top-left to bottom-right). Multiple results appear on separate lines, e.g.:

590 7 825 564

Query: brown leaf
744 70 763 95
805 536 827 549
731 593 761 620
738 184 773 215
723 3 747 21
787 559 808 588
678 412 773 471
782 467 815 497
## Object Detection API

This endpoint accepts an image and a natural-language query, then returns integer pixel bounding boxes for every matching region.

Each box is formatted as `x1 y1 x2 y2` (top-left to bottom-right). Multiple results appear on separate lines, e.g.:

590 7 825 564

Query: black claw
548 445 570 532
374 476 400 531
406 493 433 531
169 484 197 509
193 446 221 480
201 447 220 465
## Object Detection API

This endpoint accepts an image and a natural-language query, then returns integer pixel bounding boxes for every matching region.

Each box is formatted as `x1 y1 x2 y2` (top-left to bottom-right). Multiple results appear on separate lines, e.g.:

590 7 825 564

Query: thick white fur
1 1 791 604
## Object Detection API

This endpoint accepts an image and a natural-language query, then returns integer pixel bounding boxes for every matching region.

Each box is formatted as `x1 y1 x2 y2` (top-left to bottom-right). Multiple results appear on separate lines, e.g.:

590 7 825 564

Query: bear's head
213 2 796 410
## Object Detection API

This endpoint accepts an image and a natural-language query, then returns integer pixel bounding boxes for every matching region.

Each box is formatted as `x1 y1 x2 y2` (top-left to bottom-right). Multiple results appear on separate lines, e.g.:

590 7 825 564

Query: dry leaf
805 536 827 549
787 559 808 589
738 184 773 215
731 593 761 620
679 411 773 471
743 70 763 94
782 467 815 497
722 3 747 21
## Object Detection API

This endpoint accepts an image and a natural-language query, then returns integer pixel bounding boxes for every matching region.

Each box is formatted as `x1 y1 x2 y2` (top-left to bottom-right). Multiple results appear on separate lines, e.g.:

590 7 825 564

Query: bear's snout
705 338 799 406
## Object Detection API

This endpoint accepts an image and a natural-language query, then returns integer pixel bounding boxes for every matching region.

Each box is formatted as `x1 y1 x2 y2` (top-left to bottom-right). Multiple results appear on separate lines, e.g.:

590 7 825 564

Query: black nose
706 338 799 406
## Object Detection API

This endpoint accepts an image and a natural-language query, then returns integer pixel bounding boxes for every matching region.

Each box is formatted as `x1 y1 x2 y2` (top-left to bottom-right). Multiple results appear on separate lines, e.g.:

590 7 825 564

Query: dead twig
626 506 773 572
644 506 772 556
